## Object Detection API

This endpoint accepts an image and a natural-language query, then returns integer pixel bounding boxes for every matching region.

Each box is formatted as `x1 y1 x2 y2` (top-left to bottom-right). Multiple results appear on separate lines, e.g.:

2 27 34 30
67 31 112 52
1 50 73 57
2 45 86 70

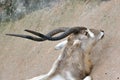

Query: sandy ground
0 0 120 80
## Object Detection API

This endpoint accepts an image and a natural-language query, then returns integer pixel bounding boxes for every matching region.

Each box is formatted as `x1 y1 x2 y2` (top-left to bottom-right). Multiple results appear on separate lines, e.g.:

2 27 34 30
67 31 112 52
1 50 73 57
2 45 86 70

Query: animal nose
100 30 104 33
101 34 104 39
100 30 104 39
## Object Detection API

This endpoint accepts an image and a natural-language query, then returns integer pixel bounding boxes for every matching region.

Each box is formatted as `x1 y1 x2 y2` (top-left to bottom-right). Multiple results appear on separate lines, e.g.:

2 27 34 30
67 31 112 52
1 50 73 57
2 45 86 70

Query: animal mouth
100 30 104 39
101 34 104 39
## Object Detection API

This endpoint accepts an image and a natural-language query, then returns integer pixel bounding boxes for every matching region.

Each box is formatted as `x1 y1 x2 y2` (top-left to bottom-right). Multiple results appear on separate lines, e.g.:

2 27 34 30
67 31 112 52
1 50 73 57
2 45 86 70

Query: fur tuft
83 76 92 80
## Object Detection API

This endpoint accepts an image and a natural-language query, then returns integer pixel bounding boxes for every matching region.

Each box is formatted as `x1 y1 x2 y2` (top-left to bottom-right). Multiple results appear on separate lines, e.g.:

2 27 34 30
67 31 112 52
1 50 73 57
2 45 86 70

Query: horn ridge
6 27 69 42
6 34 45 41
6 27 87 41
34 27 87 41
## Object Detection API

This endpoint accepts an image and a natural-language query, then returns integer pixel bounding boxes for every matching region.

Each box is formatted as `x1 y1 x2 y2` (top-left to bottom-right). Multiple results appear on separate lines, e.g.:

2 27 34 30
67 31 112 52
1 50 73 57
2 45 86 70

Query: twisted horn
6 27 69 41
6 27 87 41
29 27 87 41
6 34 44 41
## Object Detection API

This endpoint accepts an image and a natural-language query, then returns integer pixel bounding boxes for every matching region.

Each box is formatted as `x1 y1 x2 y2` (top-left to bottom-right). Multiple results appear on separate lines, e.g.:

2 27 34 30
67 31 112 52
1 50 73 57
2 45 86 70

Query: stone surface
0 0 120 80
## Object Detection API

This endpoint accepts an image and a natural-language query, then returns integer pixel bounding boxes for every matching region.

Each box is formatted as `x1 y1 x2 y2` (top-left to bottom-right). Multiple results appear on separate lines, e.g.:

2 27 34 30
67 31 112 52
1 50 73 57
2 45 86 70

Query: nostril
85 32 88 35
100 30 104 33
99 30 105 39
101 34 104 39
101 32 104 39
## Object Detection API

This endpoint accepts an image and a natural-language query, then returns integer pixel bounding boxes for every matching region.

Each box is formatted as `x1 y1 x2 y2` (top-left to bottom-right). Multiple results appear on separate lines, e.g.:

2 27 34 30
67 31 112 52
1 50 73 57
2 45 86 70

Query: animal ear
86 29 95 38
55 40 68 50
73 39 81 46
98 31 104 40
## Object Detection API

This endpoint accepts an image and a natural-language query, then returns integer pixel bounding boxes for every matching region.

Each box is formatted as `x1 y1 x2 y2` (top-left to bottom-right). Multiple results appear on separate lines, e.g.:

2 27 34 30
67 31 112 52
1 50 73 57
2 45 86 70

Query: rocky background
0 0 120 80
0 0 58 22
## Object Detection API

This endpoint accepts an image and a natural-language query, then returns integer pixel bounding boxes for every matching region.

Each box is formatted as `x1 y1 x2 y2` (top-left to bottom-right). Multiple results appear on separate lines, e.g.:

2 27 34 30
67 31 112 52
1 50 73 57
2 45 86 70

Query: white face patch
98 31 104 39
55 40 68 50
73 39 81 46
51 75 65 80
83 76 92 80
87 29 95 38
66 71 75 80
79 34 88 40
55 39 81 50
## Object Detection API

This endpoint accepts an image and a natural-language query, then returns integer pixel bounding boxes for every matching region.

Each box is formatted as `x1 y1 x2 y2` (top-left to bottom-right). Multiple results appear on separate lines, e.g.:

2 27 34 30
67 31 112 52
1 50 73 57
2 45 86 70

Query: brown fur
28 29 104 80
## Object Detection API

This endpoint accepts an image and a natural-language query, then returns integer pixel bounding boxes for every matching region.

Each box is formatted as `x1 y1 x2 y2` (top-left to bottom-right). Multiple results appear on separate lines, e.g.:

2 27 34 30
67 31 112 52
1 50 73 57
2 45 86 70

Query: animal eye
85 32 88 36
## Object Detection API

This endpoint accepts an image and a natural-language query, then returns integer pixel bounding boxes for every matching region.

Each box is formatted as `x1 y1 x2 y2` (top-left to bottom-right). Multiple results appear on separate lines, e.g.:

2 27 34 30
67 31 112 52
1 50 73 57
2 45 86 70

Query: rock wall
0 0 120 80
0 0 58 22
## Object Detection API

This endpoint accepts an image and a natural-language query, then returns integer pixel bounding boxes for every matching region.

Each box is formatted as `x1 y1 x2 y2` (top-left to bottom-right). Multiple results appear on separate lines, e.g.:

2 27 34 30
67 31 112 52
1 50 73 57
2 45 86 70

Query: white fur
47 53 63 76
98 32 104 39
28 75 92 80
83 76 92 80
66 71 75 80
73 39 81 45
27 29 104 80
55 39 81 50
55 29 96 50
51 75 65 80
87 29 95 38
55 40 67 50
27 51 63 80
